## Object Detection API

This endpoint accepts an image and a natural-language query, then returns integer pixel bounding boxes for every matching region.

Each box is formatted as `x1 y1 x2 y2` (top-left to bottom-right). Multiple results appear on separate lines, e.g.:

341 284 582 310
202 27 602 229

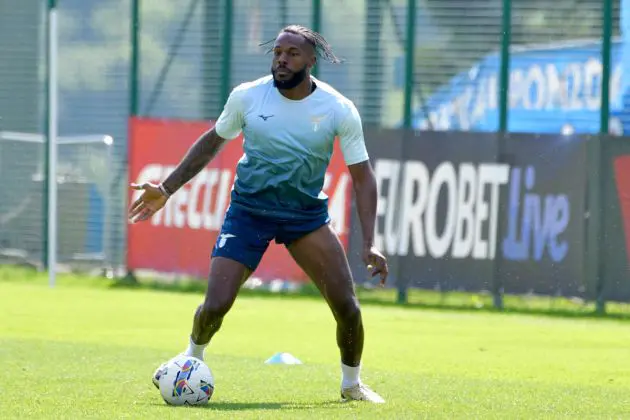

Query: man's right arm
160 128 227 196
159 86 245 197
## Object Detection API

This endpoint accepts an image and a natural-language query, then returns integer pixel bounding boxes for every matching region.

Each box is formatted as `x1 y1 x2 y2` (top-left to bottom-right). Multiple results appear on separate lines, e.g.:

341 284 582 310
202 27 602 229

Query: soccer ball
158 355 214 406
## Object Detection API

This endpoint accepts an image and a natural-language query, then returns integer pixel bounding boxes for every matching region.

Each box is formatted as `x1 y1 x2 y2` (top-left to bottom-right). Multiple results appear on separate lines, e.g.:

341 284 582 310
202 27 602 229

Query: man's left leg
285 223 384 403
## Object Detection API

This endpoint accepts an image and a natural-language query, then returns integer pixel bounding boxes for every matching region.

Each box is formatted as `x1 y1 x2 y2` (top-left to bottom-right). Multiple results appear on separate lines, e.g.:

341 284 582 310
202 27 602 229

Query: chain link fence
0 0 625 275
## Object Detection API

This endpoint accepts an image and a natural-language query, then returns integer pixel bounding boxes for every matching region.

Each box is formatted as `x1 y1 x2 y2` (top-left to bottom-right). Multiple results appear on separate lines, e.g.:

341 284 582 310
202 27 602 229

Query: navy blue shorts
211 205 331 271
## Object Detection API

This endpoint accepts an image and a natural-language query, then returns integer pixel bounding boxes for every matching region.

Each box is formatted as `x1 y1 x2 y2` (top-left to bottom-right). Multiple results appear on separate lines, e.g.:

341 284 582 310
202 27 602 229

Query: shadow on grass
151 400 342 411
109 276 630 322
205 400 341 411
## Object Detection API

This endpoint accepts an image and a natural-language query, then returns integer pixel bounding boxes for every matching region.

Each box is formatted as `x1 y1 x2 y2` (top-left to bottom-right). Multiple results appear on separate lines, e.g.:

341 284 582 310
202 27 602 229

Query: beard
271 65 308 90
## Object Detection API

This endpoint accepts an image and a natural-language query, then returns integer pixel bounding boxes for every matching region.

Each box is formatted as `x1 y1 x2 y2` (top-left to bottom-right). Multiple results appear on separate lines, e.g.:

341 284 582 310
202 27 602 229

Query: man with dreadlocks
129 25 388 403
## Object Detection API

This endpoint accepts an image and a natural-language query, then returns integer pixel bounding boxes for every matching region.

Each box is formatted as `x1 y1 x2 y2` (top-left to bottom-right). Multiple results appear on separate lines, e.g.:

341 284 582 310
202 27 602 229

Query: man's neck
278 78 314 101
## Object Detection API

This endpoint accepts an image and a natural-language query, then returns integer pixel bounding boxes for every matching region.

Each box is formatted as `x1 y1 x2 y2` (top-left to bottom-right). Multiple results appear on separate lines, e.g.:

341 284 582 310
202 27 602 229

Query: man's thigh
211 205 276 272
275 212 330 247
285 223 356 302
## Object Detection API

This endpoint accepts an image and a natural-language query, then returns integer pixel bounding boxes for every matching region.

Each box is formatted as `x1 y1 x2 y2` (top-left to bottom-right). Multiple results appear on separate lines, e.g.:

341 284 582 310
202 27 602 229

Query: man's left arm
337 103 388 284
347 161 377 251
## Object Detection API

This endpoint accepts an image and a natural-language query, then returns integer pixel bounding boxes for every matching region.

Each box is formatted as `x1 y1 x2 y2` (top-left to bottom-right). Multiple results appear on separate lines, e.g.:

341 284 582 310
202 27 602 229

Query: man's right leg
188 205 274 355
153 205 272 388
186 256 252 358
152 258 249 388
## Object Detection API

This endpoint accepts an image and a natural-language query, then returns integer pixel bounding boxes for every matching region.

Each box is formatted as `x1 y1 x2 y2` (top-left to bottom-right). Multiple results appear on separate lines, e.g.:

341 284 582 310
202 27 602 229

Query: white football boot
340 383 385 403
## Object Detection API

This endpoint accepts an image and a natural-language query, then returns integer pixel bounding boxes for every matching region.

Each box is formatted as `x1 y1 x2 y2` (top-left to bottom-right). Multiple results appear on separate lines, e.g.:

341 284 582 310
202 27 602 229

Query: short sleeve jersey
214 75 369 221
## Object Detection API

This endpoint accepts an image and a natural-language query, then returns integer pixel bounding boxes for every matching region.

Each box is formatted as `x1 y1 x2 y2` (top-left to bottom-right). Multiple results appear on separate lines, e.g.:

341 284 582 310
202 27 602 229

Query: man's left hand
362 245 389 286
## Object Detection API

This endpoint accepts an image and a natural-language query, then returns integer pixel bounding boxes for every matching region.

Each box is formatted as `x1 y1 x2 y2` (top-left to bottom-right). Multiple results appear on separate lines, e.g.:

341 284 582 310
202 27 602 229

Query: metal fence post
601 0 612 136
312 0 321 78
596 0 613 314
220 0 233 107
395 0 416 305
492 0 512 310
498 0 511 134
130 0 140 117
44 0 59 286
403 0 416 129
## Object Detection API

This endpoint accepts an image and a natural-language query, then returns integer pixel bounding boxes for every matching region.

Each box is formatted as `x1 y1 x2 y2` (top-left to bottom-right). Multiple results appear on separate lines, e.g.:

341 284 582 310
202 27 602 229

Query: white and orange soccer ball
157 355 215 406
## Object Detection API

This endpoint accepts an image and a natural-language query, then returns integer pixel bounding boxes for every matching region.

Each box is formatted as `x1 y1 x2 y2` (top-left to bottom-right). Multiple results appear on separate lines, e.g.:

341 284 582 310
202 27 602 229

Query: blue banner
407 40 629 135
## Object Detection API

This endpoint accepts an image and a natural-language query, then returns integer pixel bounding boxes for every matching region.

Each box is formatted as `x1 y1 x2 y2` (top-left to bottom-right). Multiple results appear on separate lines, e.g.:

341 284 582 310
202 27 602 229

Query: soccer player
129 25 388 403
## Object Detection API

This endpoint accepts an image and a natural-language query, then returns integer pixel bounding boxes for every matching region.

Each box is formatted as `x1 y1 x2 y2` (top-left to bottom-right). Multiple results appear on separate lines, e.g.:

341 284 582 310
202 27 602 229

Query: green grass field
2 267 630 419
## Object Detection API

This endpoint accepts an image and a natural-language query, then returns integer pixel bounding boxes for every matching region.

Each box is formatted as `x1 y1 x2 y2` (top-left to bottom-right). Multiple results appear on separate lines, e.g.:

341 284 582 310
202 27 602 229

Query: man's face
271 32 316 89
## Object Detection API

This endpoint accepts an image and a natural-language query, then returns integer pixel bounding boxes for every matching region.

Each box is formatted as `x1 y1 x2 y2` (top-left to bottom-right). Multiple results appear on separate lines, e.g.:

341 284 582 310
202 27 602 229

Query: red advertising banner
614 155 630 271
127 117 352 282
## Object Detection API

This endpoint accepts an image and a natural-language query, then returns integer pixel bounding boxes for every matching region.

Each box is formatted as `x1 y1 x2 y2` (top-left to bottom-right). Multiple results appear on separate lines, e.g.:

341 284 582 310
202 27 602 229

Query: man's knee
198 295 234 322
333 296 362 325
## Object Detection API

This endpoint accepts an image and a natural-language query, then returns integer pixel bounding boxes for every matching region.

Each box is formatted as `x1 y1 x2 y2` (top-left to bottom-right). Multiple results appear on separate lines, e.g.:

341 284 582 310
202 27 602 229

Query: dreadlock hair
260 25 343 64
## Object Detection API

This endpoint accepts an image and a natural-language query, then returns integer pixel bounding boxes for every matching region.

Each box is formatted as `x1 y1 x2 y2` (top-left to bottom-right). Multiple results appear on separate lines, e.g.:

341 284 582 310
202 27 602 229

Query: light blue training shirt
214 75 369 221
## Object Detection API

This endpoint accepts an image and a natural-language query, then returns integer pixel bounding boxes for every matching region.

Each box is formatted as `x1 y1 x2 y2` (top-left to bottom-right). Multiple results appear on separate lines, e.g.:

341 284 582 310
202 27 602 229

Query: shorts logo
217 233 236 248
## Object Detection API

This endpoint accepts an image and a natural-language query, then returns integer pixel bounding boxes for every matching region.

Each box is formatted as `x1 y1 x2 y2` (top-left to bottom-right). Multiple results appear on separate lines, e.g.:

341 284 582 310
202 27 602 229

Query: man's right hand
128 182 169 223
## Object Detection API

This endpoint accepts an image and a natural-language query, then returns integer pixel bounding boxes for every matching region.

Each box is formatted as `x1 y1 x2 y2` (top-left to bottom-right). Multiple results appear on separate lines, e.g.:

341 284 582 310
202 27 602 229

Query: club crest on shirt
311 115 326 132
